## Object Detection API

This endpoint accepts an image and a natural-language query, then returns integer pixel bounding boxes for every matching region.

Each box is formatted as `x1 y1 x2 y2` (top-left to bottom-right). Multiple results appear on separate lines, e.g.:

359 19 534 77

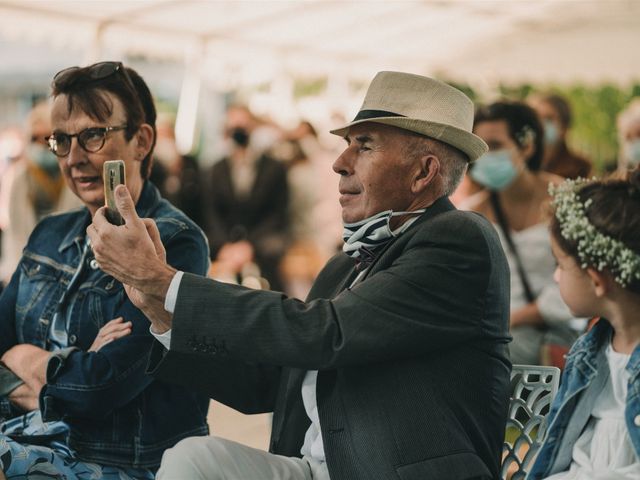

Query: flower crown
550 177 640 288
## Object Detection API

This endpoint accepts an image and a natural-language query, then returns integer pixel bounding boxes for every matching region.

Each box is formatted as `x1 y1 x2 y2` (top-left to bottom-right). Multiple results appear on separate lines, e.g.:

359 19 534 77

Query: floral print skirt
0 411 155 479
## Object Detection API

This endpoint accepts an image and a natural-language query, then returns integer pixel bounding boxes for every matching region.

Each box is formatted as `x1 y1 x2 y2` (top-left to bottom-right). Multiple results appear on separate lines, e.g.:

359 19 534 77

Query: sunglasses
46 125 128 157
53 61 136 92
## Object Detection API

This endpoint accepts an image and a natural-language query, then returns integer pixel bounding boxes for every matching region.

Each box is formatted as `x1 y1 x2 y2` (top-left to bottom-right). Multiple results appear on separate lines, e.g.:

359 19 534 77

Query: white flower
550 178 640 288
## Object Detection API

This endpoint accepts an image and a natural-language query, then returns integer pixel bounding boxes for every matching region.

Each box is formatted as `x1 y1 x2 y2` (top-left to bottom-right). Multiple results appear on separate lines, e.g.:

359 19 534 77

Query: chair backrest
501 364 560 480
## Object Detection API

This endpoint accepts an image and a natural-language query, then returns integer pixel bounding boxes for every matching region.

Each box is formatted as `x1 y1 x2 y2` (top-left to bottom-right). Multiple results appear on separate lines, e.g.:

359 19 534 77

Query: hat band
352 109 406 122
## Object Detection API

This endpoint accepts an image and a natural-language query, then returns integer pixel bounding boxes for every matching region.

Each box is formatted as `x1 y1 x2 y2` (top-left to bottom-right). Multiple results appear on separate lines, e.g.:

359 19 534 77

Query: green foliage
498 83 535 101
447 81 477 103
562 86 618 171
448 80 640 173
504 83 640 172
293 78 327 98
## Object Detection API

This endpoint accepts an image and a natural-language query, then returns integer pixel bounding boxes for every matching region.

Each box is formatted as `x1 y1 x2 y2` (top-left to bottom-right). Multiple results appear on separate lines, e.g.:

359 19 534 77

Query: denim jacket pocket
16 256 67 344
83 274 125 330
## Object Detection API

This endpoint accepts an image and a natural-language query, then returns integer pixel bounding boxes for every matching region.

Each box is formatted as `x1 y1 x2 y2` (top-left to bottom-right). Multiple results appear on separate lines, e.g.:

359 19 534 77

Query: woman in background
467 101 582 365
529 93 591 179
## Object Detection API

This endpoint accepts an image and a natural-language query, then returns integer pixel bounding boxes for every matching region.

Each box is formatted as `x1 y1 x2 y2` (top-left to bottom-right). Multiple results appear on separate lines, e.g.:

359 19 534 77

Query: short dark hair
51 63 157 178
474 101 544 172
539 93 572 129
550 169 640 294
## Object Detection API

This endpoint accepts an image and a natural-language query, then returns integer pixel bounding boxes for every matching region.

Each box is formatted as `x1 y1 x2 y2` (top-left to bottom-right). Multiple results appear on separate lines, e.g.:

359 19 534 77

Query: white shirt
153 271 328 464
546 343 640 479
150 270 182 349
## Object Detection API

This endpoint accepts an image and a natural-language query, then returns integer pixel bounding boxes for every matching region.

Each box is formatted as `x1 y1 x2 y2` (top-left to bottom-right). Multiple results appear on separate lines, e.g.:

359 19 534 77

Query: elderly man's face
333 123 417 223
51 92 145 216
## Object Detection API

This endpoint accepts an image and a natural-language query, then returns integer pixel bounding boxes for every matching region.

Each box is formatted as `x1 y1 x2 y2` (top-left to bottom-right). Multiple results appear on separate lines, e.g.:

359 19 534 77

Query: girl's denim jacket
0 181 210 469
527 319 640 479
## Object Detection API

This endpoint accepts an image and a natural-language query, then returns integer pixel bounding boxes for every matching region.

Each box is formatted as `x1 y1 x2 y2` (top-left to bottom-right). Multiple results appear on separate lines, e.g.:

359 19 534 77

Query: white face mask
342 208 425 260
624 139 640 167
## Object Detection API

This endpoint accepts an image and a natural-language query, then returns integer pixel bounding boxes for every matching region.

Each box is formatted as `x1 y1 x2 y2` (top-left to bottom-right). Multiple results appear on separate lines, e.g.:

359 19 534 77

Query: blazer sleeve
169 212 507 370
148 343 281 415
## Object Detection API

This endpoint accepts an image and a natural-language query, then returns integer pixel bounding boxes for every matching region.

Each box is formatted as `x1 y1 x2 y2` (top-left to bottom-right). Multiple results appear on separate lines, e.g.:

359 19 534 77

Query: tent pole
175 41 205 155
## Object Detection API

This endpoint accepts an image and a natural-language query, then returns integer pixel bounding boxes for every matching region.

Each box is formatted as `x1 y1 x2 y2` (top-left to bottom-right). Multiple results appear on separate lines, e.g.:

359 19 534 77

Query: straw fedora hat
330 71 487 161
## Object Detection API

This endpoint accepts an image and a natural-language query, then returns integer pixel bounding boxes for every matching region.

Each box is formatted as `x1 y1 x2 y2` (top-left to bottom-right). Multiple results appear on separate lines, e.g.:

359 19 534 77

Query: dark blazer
202 154 289 289
149 196 512 480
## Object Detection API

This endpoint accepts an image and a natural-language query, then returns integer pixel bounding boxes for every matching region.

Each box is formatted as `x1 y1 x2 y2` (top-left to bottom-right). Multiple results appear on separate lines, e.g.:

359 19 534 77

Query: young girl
528 170 640 479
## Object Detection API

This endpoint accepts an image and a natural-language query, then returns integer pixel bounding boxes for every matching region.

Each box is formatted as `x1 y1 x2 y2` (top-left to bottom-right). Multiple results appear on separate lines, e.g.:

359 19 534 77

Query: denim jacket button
634 415 640 427
69 334 77 345
90 259 100 270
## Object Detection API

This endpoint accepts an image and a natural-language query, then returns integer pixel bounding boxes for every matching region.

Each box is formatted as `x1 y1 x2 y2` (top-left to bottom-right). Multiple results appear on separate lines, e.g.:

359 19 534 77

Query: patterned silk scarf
342 209 425 269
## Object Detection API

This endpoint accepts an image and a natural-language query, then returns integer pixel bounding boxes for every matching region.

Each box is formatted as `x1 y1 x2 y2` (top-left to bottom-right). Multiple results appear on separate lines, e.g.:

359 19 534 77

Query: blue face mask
29 143 59 173
470 150 518 191
625 139 640 167
543 120 559 146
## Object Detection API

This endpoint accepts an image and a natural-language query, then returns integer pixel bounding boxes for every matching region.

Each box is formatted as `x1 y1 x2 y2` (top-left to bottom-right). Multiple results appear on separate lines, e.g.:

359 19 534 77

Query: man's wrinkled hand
87 185 174 298
124 284 173 334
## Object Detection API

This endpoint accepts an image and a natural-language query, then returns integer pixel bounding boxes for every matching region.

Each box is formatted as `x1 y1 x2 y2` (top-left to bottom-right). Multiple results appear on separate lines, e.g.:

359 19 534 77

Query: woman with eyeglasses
0 62 210 479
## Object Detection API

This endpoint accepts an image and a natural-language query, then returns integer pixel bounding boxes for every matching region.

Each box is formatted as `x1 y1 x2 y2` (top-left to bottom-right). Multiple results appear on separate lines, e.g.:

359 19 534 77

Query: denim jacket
527 319 640 479
0 181 210 469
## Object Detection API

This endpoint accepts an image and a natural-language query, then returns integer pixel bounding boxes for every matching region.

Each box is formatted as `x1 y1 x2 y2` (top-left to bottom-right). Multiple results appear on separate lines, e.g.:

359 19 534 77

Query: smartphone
103 160 126 225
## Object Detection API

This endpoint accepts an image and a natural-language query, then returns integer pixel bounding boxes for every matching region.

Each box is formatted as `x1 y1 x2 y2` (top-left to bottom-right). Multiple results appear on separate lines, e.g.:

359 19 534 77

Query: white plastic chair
501 364 560 480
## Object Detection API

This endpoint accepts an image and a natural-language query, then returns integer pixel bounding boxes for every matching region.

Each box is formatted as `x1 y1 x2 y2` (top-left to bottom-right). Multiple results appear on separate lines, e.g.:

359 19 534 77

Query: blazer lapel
307 254 356 301
359 196 456 281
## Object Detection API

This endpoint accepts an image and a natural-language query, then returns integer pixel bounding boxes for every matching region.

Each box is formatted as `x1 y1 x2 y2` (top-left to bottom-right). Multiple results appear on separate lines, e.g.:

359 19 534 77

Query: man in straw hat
88 71 511 480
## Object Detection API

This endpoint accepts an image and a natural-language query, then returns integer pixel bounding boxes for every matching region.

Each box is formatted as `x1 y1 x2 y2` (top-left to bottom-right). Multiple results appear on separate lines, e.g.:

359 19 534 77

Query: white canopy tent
1 0 639 86
0 0 638 151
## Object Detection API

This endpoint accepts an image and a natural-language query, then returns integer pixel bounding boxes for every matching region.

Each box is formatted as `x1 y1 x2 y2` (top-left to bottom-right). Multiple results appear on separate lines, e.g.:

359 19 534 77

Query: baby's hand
89 317 132 352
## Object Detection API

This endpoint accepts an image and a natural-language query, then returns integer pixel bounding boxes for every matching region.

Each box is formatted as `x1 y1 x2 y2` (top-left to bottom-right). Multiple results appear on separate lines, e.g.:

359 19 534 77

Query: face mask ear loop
342 208 426 258
389 209 427 236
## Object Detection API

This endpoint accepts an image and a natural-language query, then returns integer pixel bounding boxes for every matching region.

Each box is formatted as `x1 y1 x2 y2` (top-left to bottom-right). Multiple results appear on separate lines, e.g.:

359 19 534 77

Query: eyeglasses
46 125 128 157
53 61 135 92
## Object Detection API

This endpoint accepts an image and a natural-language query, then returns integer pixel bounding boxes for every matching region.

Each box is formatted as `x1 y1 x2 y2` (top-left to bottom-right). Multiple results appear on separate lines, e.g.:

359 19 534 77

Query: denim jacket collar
625 328 640 383
58 181 160 253
58 210 90 254
562 318 608 385
573 319 640 379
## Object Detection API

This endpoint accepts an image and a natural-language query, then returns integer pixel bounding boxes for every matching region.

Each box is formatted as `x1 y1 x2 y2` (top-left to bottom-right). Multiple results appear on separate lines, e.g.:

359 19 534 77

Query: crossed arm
1 318 133 412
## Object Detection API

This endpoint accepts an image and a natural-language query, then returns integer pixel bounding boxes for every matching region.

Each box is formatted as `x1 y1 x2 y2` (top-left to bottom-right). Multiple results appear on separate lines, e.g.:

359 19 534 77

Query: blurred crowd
0 91 639 355
0 100 345 299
